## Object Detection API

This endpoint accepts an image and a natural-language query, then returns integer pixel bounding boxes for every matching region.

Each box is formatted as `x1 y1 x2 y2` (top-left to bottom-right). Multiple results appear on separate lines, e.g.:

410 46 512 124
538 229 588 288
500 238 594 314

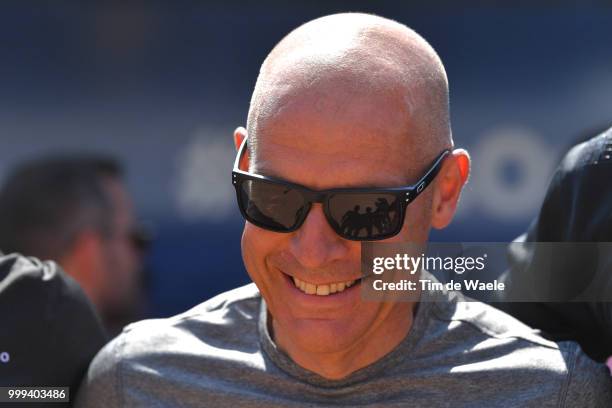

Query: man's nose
289 204 349 269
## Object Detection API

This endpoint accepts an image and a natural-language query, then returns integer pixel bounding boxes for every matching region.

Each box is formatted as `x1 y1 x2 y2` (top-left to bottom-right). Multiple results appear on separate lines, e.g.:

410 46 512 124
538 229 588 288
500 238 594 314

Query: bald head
237 16 470 369
247 13 452 168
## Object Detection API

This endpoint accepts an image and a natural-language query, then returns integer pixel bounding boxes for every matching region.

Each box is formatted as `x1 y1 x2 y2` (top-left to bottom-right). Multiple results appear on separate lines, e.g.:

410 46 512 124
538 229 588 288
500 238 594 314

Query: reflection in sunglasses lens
328 193 400 239
240 180 305 230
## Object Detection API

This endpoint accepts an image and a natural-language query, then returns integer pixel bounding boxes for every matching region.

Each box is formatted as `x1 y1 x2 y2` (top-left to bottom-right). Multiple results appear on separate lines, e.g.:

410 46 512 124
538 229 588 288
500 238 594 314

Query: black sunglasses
232 138 450 241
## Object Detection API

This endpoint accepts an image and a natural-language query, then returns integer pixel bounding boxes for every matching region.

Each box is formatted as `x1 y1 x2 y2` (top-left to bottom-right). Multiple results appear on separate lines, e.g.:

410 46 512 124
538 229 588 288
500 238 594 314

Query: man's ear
60 230 106 308
430 149 470 229
233 127 249 170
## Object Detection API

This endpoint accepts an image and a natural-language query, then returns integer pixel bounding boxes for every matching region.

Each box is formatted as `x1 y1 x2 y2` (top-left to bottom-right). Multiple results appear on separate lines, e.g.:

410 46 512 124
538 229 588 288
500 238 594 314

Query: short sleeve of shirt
74 335 124 408
559 341 612 407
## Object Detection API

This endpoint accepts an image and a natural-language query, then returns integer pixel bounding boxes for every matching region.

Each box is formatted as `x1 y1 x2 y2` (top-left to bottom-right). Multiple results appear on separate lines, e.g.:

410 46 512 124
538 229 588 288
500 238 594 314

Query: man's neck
271 301 416 380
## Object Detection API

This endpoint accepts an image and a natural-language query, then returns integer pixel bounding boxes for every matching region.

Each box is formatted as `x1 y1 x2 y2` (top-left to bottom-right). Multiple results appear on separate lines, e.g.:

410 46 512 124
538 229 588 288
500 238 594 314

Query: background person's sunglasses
232 138 450 241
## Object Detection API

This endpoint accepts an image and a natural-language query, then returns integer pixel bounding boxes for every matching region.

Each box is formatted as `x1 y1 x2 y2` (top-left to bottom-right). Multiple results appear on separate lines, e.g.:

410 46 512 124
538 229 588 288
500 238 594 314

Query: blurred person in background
0 155 147 335
498 126 612 364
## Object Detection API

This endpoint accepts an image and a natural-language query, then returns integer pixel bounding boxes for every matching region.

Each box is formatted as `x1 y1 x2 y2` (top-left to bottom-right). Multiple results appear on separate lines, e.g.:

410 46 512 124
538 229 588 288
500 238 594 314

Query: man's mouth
291 276 362 296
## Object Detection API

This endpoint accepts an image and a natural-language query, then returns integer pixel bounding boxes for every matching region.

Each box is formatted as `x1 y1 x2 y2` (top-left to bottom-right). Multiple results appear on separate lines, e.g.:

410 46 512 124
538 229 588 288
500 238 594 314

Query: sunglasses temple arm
410 150 451 201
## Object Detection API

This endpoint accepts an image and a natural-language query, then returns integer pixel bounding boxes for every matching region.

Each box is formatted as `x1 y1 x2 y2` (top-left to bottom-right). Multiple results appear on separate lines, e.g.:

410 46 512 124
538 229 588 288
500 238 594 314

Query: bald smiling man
76 14 611 407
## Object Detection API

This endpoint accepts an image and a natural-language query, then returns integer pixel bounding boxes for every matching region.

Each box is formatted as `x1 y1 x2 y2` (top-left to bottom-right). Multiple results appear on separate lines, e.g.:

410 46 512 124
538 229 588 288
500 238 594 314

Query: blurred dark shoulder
0 254 99 325
499 126 612 362
0 253 107 399
534 126 612 242
1 253 68 298
563 126 612 170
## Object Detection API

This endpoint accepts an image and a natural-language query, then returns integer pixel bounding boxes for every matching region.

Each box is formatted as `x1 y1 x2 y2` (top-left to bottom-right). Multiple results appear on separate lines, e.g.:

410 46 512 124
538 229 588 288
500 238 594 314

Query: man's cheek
243 223 288 253
241 224 278 284
241 230 260 283
242 224 268 263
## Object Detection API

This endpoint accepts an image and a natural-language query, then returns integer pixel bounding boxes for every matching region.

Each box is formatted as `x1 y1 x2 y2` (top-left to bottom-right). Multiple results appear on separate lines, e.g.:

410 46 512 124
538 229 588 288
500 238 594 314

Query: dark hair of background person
0 155 122 260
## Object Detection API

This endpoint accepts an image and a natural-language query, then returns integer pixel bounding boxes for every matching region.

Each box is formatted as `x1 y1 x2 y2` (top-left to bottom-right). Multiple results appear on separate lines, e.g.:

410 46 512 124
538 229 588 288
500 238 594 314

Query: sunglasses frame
232 137 450 241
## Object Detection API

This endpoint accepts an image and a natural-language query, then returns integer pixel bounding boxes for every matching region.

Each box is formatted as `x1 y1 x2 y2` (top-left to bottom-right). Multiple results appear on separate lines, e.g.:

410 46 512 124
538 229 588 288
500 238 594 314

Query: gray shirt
76 279 612 407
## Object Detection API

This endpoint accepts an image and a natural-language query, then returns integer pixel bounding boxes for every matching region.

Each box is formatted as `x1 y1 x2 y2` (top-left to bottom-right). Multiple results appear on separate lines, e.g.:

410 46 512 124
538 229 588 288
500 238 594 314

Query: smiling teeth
292 277 357 296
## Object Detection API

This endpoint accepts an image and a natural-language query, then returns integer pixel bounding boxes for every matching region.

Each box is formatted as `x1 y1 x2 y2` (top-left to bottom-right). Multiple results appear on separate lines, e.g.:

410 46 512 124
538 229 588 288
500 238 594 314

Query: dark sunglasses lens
239 179 307 231
328 193 401 239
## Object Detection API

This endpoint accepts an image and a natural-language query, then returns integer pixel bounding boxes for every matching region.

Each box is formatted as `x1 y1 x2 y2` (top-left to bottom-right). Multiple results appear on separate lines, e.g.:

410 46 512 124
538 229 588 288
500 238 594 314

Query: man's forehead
250 81 425 169
254 50 417 128
255 81 415 143
250 122 425 190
